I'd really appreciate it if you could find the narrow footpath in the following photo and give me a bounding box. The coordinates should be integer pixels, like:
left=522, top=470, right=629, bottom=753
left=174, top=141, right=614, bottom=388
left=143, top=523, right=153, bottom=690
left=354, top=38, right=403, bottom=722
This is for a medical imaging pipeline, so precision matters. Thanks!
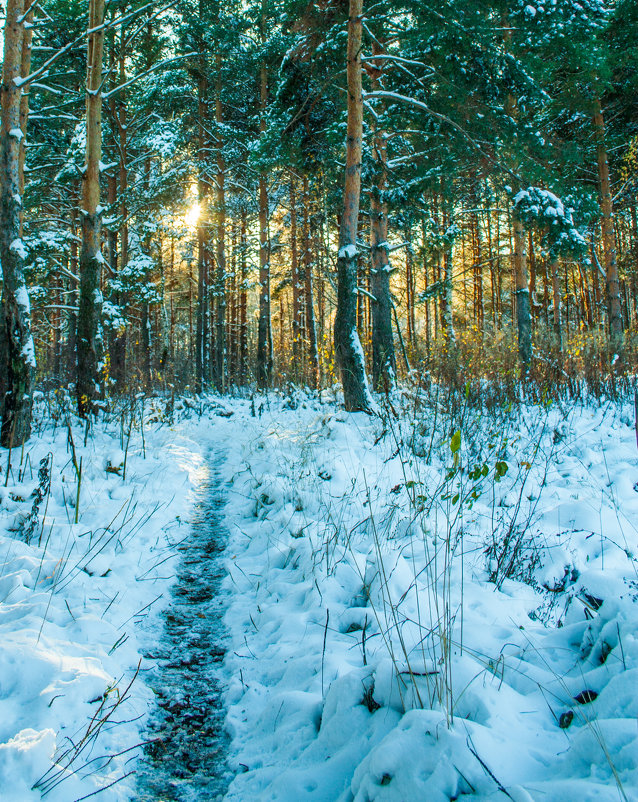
left=135, top=453, right=232, bottom=801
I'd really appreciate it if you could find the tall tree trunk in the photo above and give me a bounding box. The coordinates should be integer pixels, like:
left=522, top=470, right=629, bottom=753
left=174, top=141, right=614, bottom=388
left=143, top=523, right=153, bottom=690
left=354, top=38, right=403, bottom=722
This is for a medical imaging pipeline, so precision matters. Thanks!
left=256, top=3, right=272, bottom=387
left=369, top=43, right=395, bottom=392
left=76, top=0, right=106, bottom=417
left=195, top=69, right=209, bottom=393
left=214, top=48, right=226, bottom=392
left=334, top=0, right=372, bottom=411
left=111, top=26, right=128, bottom=392
left=0, top=0, right=34, bottom=446
left=513, top=216, right=531, bottom=371
left=593, top=101, right=623, bottom=356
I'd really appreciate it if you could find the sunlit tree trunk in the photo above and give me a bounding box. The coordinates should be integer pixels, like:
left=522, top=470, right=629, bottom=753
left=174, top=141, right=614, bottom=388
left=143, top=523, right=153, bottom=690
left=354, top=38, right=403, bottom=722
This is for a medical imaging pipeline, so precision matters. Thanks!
left=0, top=0, right=34, bottom=446
left=334, top=0, right=372, bottom=411
left=303, top=176, right=319, bottom=390
left=76, top=0, right=106, bottom=416
left=593, top=101, right=623, bottom=356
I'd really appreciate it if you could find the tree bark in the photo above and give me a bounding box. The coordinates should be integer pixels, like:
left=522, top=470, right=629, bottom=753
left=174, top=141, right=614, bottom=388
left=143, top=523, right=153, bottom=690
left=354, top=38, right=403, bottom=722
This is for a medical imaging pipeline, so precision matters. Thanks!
left=334, top=0, right=372, bottom=411
left=0, top=0, right=34, bottom=446
left=77, top=0, right=106, bottom=416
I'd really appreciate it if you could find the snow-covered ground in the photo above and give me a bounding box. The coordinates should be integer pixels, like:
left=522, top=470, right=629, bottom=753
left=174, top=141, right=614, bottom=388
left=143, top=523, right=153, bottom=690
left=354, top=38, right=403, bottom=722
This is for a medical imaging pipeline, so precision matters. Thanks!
left=1, top=389, right=636, bottom=800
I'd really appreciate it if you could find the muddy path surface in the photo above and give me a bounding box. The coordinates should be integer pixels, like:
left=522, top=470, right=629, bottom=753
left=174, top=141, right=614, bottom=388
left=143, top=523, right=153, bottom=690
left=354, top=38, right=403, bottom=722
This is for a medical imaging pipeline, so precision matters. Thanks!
left=135, top=453, right=232, bottom=801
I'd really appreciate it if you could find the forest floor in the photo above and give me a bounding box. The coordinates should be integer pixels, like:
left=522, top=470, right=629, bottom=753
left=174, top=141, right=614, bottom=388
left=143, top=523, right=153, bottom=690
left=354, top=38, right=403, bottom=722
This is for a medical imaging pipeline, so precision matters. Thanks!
left=0, top=388, right=636, bottom=801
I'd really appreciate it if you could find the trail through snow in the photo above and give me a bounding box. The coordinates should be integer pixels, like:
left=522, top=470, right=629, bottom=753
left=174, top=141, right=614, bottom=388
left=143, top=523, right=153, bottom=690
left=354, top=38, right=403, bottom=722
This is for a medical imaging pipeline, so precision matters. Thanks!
left=135, top=451, right=232, bottom=801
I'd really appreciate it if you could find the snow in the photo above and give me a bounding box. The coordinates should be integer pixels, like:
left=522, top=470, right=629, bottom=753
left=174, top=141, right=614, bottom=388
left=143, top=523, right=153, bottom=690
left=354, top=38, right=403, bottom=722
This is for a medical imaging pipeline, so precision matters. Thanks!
left=14, top=285, right=31, bottom=314
left=0, top=396, right=209, bottom=800
left=10, top=238, right=28, bottom=260
left=338, top=244, right=358, bottom=260
left=1, top=391, right=637, bottom=800
left=20, top=335, right=36, bottom=368
left=216, top=394, right=638, bottom=801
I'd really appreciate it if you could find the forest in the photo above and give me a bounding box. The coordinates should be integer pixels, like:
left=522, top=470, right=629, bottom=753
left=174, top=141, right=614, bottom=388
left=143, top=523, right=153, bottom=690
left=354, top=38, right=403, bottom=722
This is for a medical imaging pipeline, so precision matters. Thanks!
left=0, top=0, right=636, bottom=429
left=0, top=0, right=637, bottom=800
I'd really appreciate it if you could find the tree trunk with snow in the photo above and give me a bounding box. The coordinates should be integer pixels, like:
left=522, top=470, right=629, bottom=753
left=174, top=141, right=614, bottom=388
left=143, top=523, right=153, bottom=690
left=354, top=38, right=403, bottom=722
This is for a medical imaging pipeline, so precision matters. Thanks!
left=334, top=0, right=372, bottom=411
left=76, top=0, right=106, bottom=417
left=0, top=0, right=34, bottom=446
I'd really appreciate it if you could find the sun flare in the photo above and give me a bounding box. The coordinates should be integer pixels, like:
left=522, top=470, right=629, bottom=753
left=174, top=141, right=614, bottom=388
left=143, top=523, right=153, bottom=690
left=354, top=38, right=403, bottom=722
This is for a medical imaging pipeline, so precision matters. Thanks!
left=185, top=202, right=200, bottom=229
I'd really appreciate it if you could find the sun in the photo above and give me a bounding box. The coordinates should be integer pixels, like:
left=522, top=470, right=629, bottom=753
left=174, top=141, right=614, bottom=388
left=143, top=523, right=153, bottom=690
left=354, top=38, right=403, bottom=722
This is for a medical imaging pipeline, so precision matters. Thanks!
left=185, top=201, right=200, bottom=229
